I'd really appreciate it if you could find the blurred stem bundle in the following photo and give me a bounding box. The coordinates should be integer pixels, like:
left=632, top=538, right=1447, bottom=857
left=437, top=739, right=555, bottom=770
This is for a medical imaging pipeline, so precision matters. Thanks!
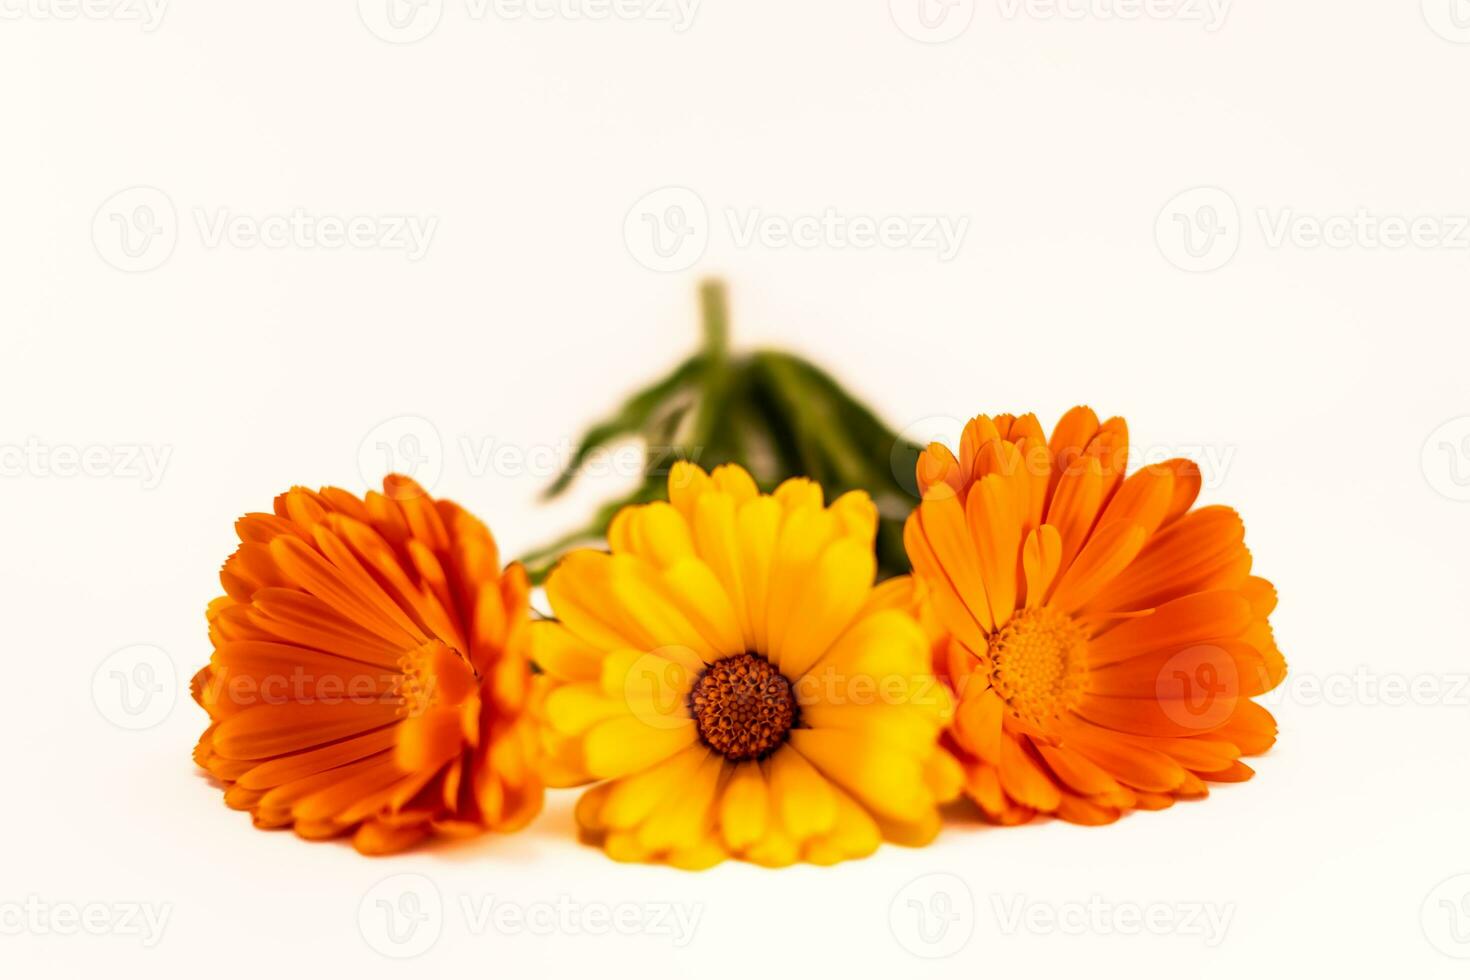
left=520, top=281, right=922, bottom=582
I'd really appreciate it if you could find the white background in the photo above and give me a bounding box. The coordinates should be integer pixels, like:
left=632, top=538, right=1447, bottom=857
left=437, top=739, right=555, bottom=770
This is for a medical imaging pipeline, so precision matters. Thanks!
left=5, top=1, right=1470, bottom=977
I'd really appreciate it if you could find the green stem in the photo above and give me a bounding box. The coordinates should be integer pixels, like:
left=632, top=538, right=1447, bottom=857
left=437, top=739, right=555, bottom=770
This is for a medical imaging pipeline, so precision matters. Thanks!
left=689, top=279, right=732, bottom=448
left=699, top=279, right=729, bottom=358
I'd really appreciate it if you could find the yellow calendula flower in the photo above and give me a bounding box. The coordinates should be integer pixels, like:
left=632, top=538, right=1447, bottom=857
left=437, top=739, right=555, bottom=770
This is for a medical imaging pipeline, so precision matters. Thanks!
left=534, top=462, right=961, bottom=868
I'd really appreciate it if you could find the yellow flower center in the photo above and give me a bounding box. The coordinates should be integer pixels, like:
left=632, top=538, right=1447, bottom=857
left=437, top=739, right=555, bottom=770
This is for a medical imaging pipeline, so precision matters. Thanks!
left=988, top=607, right=1088, bottom=726
left=689, top=653, right=798, bottom=761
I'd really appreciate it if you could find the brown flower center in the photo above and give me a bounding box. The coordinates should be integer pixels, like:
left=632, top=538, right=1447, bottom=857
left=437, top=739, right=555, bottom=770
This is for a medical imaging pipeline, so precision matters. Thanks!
left=689, top=653, right=797, bottom=761
left=988, top=606, right=1089, bottom=727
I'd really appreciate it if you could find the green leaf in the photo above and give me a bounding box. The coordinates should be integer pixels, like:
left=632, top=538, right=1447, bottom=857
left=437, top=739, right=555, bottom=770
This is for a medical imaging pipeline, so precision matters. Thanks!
left=541, top=353, right=703, bottom=499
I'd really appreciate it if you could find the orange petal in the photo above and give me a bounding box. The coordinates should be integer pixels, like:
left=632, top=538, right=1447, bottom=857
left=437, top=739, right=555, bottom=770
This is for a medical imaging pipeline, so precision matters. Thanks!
left=1087, top=591, right=1255, bottom=667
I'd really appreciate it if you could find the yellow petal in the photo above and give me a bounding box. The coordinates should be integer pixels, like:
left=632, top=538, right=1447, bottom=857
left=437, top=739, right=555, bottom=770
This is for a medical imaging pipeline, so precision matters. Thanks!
left=634, top=751, right=724, bottom=853
left=773, top=476, right=823, bottom=512
left=583, top=716, right=696, bottom=779
left=736, top=497, right=782, bottom=654
left=789, top=729, right=930, bottom=824
left=600, top=648, right=698, bottom=730
left=544, top=551, right=640, bottom=652
left=692, top=491, right=754, bottom=648
left=600, top=745, right=709, bottom=829
left=710, top=463, right=758, bottom=503
left=769, top=747, right=838, bottom=842
left=631, top=502, right=696, bottom=568
left=606, top=555, right=718, bottom=661
left=667, top=462, right=712, bottom=522
left=718, top=761, right=768, bottom=851
left=801, top=785, right=881, bottom=865
left=765, top=507, right=839, bottom=663
left=544, top=682, right=627, bottom=736
left=830, top=490, right=878, bottom=543
left=803, top=609, right=930, bottom=694
left=659, top=559, right=745, bottom=656
left=771, top=536, right=875, bottom=679
left=667, top=838, right=727, bottom=870
left=800, top=701, right=943, bottom=753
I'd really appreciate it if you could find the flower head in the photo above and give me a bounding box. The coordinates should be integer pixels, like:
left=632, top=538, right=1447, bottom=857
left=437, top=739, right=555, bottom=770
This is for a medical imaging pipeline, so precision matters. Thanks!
left=535, top=462, right=959, bottom=868
left=192, top=476, right=541, bottom=854
left=905, top=408, right=1285, bottom=825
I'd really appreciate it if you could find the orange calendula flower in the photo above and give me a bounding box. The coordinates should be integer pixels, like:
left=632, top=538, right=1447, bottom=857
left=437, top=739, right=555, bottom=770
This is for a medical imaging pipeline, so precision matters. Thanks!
left=905, top=408, right=1285, bottom=825
left=192, top=475, right=542, bottom=854
left=534, top=462, right=960, bottom=868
